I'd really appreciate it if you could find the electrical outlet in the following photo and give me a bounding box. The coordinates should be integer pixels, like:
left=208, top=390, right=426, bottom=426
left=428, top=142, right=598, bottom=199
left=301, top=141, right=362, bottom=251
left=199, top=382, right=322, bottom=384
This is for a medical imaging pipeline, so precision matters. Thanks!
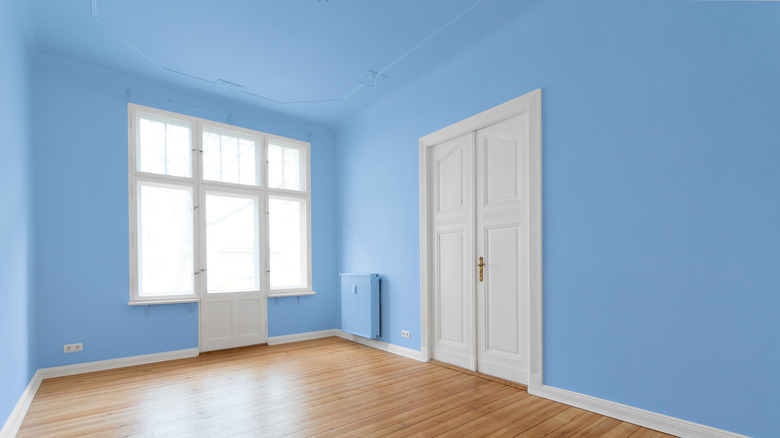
left=401, top=330, right=410, bottom=338
left=64, top=343, right=83, bottom=353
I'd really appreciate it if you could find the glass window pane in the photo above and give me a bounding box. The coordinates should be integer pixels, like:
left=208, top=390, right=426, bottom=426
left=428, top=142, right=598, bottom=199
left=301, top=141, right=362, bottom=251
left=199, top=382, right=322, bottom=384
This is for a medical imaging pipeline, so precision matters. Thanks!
left=139, top=119, right=165, bottom=174
left=268, top=141, right=303, bottom=191
left=239, top=139, right=257, bottom=186
left=203, top=131, right=221, bottom=181
left=138, top=116, right=191, bottom=177
left=166, top=124, right=190, bottom=177
left=268, top=144, right=283, bottom=189
left=138, top=183, right=194, bottom=297
left=283, top=146, right=301, bottom=190
left=202, top=129, right=259, bottom=186
left=206, top=193, right=260, bottom=293
left=221, top=135, right=239, bottom=184
left=269, top=197, right=307, bottom=289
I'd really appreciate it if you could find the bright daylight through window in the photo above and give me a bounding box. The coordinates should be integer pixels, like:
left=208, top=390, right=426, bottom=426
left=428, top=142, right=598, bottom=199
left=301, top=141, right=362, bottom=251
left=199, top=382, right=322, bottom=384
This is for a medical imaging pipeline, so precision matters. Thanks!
left=128, top=104, right=312, bottom=304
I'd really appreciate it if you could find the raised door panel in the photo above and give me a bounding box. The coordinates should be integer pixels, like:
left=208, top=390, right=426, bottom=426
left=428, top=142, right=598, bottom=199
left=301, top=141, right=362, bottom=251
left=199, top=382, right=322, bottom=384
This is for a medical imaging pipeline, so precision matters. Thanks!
left=437, top=231, right=465, bottom=344
left=484, top=135, right=520, bottom=205
left=484, top=225, right=521, bottom=356
left=205, top=300, right=233, bottom=342
left=237, top=298, right=263, bottom=338
left=436, top=147, right=464, bottom=214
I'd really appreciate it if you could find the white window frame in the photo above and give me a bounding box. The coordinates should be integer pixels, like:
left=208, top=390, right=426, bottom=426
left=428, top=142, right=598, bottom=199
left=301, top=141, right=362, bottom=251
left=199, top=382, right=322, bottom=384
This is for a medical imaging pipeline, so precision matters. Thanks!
left=265, top=134, right=312, bottom=297
left=128, top=103, right=313, bottom=305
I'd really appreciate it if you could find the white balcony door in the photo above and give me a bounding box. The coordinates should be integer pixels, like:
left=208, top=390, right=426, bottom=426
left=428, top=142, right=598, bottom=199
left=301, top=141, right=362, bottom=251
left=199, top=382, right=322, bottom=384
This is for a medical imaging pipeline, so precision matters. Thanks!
left=428, top=112, right=531, bottom=384
left=199, top=188, right=267, bottom=352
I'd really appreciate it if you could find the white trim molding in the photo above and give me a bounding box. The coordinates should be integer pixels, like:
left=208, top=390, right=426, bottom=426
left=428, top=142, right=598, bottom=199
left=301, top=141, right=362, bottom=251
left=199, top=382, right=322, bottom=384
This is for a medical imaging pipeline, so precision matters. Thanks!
left=337, top=331, right=426, bottom=362
left=1, top=348, right=198, bottom=438
left=267, top=329, right=342, bottom=345
left=0, top=371, right=42, bottom=438
left=0, top=335, right=423, bottom=438
left=268, top=329, right=427, bottom=363
left=38, top=348, right=199, bottom=379
left=266, top=290, right=317, bottom=298
left=529, top=383, right=750, bottom=438
left=2, top=332, right=749, bottom=438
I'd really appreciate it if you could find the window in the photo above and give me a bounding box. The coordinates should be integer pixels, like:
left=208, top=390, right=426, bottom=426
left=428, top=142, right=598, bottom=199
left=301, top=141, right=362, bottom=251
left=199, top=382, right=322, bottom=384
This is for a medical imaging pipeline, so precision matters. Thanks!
left=267, top=140, right=306, bottom=191
left=204, top=191, right=261, bottom=294
left=128, top=104, right=312, bottom=304
left=137, top=116, right=192, bottom=177
left=136, top=182, right=195, bottom=297
left=268, top=196, right=307, bottom=289
left=203, top=128, right=259, bottom=186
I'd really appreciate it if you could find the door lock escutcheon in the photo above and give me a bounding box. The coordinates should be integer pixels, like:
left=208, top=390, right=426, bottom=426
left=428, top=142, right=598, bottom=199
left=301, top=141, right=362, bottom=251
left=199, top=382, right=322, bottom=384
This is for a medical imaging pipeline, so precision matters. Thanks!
left=477, top=257, right=485, bottom=282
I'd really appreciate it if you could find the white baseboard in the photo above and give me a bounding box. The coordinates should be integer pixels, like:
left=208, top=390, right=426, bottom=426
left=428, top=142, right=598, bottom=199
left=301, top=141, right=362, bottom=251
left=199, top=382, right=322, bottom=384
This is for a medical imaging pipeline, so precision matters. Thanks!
left=267, top=328, right=426, bottom=363
left=4, top=338, right=745, bottom=438
left=1, top=334, right=426, bottom=437
left=267, top=329, right=342, bottom=345
left=0, top=371, right=42, bottom=438
left=38, top=348, right=200, bottom=379
left=529, top=383, right=749, bottom=438
left=336, top=331, right=427, bottom=362
left=1, top=349, right=199, bottom=437
left=529, top=373, right=543, bottom=391
left=420, top=347, right=431, bottom=362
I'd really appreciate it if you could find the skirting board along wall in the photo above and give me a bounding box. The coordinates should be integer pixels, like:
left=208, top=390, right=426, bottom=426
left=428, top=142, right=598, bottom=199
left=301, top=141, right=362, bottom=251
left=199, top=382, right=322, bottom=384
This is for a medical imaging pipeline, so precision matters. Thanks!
left=0, top=348, right=198, bottom=438
left=2, top=334, right=747, bottom=438
left=0, top=372, right=41, bottom=438
left=528, top=378, right=749, bottom=438
left=265, top=328, right=343, bottom=346
left=267, top=328, right=426, bottom=363
left=274, top=332, right=748, bottom=437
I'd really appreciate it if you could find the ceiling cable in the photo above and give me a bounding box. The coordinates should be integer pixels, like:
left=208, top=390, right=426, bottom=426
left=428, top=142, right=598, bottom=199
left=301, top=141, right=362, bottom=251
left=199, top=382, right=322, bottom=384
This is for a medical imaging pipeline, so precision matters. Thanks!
left=91, top=0, right=487, bottom=105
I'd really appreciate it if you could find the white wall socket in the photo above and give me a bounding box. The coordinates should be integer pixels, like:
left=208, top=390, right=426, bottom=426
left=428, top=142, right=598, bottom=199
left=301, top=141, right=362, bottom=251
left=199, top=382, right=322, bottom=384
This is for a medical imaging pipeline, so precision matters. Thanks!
left=64, top=343, right=83, bottom=353
left=401, top=330, right=410, bottom=338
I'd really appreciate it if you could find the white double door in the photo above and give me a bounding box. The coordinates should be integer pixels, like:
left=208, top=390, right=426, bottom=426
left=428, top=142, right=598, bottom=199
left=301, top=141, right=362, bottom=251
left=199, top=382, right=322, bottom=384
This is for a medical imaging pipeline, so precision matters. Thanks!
left=430, top=114, right=530, bottom=384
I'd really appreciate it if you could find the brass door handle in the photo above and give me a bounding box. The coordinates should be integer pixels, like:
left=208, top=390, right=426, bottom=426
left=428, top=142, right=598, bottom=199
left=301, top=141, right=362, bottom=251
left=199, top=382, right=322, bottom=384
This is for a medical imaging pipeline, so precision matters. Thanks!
left=477, top=257, right=485, bottom=282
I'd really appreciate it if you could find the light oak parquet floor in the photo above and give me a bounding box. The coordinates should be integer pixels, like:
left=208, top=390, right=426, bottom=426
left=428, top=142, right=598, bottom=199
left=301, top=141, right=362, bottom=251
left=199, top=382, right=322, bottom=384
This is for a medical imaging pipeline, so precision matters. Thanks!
left=19, top=337, right=676, bottom=437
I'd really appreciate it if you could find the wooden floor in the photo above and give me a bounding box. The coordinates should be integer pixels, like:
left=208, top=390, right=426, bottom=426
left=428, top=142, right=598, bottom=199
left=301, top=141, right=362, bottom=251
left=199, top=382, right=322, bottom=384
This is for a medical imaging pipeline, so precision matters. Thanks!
left=20, top=337, right=675, bottom=437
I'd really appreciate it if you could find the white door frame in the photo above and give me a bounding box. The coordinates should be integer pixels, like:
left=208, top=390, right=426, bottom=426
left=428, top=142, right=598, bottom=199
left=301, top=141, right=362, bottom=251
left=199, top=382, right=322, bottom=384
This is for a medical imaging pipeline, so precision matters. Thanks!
left=419, top=89, right=543, bottom=388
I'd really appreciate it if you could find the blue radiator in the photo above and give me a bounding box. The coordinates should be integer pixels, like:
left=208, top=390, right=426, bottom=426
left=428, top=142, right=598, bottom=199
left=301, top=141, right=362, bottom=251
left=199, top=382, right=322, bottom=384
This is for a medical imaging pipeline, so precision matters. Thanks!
left=340, top=273, right=380, bottom=339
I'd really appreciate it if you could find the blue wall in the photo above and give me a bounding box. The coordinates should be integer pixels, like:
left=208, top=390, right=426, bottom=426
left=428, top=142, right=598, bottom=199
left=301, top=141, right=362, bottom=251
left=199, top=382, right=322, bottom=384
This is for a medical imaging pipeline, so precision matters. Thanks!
left=31, top=56, right=339, bottom=368
left=335, top=1, right=779, bottom=437
left=5, top=1, right=778, bottom=436
left=0, top=0, right=35, bottom=428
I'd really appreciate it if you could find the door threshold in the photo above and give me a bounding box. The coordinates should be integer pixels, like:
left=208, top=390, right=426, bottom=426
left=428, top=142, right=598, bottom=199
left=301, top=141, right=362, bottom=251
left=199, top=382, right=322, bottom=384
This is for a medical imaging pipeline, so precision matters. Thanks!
left=430, top=359, right=528, bottom=391
left=200, top=343, right=269, bottom=355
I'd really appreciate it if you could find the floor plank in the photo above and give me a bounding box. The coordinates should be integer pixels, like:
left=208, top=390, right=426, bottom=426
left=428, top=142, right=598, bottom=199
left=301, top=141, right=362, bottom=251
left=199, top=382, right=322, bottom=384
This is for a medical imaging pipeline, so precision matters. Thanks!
left=513, top=406, right=589, bottom=437
left=18, top=337, right=676, bottom=437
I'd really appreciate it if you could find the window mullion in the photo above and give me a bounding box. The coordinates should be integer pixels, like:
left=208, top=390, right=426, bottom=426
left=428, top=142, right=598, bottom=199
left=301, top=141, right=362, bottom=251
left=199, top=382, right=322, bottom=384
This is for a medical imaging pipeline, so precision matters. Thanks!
left=219, top=134, right=224, bottom=182
left=163, top=123, right=168, bottom=175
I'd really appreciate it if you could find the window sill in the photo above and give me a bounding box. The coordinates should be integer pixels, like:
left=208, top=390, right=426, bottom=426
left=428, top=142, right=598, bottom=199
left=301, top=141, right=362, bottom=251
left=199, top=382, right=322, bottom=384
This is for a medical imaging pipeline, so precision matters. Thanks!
left=267, top=290, right=316, bottom=298
left=128, top=298, right=200, bottom=306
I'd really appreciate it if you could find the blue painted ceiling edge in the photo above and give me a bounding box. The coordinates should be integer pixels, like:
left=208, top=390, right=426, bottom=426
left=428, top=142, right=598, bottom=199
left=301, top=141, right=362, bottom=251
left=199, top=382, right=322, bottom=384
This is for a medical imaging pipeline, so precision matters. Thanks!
left=25, top=0, right=536, bottom=125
